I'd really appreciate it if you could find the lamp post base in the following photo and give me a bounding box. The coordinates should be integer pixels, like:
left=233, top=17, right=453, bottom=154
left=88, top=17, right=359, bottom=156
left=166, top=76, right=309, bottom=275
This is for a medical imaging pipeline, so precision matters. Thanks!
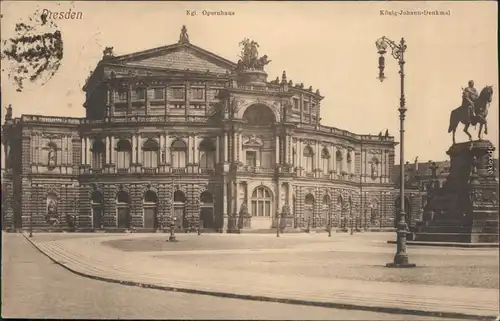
left=386, top=254, right=416, bottom=268
left=386, top=262, right=416, bottom=268
left=167, top=234, right=178, bottom=242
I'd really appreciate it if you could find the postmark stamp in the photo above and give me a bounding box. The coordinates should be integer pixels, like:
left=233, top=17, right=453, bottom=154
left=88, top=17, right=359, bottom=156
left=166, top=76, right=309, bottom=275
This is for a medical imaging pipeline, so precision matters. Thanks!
left=1, top=8, right=63, bottom=92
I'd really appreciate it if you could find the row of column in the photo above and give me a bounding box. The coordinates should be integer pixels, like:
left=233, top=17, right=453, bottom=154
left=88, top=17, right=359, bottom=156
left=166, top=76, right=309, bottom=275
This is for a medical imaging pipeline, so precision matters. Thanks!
left=293, top=140, right=352, bottom=173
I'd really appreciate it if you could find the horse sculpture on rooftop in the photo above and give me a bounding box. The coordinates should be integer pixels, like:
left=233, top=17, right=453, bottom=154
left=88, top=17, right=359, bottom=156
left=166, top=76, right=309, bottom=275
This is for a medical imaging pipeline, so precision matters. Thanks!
left=448, top=85, right=493, bottom=144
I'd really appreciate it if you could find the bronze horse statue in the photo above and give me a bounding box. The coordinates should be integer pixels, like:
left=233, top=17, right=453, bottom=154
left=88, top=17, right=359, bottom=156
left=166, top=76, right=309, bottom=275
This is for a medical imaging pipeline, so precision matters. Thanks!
left=448, top=86, right=493, bottom=144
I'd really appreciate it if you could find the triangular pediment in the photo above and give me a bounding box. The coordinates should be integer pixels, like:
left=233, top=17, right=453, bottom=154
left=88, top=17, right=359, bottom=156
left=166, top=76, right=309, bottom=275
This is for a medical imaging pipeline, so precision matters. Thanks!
left=111, top=43, right=236, bottom=74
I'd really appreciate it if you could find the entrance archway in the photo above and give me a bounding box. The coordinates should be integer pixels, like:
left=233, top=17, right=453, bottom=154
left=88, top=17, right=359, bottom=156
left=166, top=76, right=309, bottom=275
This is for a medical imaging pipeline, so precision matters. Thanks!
left=143, top=190, right=158, bottom=229
left=322, top=195, right=331, bottom=228
left=304, top=194, right=315, bottom=227
left=116, top=191, right=130, bottom=228
left=173, top=190, right=186, bottom=228
left=91, top=191, right=104, bottom=229
left=200, top=191, right=215, bottom=229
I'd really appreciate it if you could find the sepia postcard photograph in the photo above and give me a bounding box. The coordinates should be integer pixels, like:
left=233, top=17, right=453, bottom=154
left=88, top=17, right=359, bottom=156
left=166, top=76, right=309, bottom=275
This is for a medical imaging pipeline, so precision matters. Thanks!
left=1, top=1, right=498, bottom=320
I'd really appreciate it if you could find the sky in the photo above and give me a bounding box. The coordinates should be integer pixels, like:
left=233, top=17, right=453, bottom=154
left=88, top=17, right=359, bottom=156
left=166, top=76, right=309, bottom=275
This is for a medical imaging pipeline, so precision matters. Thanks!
left=1, top=1, right=498, bottom=165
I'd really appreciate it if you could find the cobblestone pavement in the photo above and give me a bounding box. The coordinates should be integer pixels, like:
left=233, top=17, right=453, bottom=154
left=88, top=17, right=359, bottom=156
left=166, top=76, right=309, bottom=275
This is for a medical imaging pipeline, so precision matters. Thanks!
left=101, top=232, right=499, bottom=289
left=2, top=233, right=444, bottom=320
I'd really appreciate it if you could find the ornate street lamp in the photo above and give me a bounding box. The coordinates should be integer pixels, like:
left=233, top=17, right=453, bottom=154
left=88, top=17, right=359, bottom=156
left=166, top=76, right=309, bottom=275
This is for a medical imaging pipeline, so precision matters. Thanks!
left=376, top=36, right=416, bottom=268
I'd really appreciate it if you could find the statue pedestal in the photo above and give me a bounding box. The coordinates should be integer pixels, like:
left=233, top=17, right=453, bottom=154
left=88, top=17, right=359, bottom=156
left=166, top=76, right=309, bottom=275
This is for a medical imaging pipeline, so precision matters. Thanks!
left=237, top=69, right=268, bottom=87
left=415, top=140, right=499, bottom=243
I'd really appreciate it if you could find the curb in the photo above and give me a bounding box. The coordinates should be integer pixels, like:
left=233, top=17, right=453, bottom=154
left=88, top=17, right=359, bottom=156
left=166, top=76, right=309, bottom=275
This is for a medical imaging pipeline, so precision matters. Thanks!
left=23, top=234, right=497, bottom=321
left=387, top=240, right=500, bottom=248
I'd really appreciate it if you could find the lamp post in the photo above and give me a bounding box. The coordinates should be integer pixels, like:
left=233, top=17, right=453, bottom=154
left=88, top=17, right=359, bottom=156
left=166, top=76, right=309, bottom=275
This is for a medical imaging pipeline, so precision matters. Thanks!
left=276, top=211, right=280, bottom=237
left=376, top=36, right=416, bottom=268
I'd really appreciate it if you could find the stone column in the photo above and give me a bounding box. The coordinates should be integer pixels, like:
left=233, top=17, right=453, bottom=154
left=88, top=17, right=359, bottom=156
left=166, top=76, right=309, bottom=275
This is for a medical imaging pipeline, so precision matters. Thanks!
left=69, top=135, right=73, bottom=165
left=239, top=132, right=243, bottom=163
left=110, top=136, right=115, bottom=164
left=216, top=136, right=220, bottom=164
left=222, top=180, right=228, bottom=232
left=132, top=135, right=137, bottom=164
left=105, top=136, right=111, bottom=164
left=165, top=133, right=170, bottom=164
left=193, top=135, right=199, bottom=164
left=315, top=142, right=320, bottom=171
left=85, top=137, right=91, bottom=165
left=138, top=136, right=143, bottom=164
left=342, top=149, right=347, bottom=173
left=224, top=132, right=228, bottom=162
left=275, top=135, right=280, bottom=165
left=332, top=146, right=337, bottom=172
left=81, top=137, right=85, bottom=165
left=145, top=86, right=150, bottom=115
left=233, top=132, right=237, bottom=163
left=298, top=140, right=303, bottom=171
left=234, top=181, right=240, bottom=214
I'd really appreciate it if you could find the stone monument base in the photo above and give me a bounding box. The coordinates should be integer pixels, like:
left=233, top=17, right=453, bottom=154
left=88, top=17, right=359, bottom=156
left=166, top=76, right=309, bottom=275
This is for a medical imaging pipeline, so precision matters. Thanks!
left=415, top=140, right=499, bottom=244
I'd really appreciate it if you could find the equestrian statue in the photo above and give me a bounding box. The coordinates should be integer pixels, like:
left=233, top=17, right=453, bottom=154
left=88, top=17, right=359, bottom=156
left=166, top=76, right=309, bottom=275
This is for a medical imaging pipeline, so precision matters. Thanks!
left=448, top=80, right=493, bottom=144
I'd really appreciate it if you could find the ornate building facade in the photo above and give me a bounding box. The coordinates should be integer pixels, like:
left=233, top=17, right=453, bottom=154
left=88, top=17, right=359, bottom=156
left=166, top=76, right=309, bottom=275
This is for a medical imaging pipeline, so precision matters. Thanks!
left=2, top=27, right=403, bottom=232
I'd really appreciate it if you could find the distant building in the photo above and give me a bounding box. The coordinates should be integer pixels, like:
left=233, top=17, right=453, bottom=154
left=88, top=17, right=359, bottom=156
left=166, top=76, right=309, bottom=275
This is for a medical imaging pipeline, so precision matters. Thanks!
left=2, top=26, right=404, bottom=232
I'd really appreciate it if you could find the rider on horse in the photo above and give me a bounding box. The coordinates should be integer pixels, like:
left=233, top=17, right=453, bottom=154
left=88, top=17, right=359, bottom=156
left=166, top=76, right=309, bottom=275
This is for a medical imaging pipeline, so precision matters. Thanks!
left=462, top=80, right=479, bottom=119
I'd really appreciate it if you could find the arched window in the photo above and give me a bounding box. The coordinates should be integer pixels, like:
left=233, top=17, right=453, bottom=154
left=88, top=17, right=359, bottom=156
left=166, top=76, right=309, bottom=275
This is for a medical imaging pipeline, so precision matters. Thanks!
left=336, top=150, right=343, bottom=172
left=347, top=151, right=353, bottom=173
left=251, top=186, right=272, bottom=217
left=144, top=190, right=158, bottom=203
left=143, top=139, right=159, bottom=168
left=171, top=139, right=187, bottom=168
left=91, top=139, right=105, bottom=169
left=199, top=139, right=215, bottom=169
left=321, top=148, right=330, bottom=174
left=116, top=139, right=132, bottom=169
left=303, top=146, right=314, bottom=172
left=242, top=104, right=276, bottom=126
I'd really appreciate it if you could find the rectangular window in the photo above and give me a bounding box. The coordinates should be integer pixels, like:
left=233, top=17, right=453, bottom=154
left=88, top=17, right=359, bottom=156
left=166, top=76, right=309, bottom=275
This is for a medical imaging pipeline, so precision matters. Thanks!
left=117, top=151, right=130, bottom=169
left=172, top=88, right=185, bottom=100
left=118, top=90, right=127, bottom=101
left=304, top=101, right=310, bottom=111
left=293, top=98, right=300, bottom=110
left=143, top=151, right=158, bottom=168
left=246, top=151, right=257, bottom=167
left=200, top=151, right=214, bottom=168
left=171, top=151, right=186, bottom=168
left=191, top=88, right=204, bottom=100
left=153, top=88, right=164, bottom=100
left=136, top=88, right=145, bottom=100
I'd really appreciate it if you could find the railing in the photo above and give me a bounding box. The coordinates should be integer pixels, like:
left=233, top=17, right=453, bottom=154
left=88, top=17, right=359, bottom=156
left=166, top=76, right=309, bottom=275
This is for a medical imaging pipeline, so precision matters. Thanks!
left=237, top=166, right=275, bottom=174
left=200, top=168, right=215, bottom=174
left=171, top=168, right=186, bottom=174
left=116, top=168, right=129, bottom=174
left=142, top=167, right=157, bottom=174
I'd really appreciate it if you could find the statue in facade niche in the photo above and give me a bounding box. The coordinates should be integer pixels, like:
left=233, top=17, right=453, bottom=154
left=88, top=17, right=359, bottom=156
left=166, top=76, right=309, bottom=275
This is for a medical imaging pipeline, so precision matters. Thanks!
left=239, top=202, right=248, bottom=215
left=371, top=161, right=378, bottom=178
left=48, top=147, right=56, bottom=168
